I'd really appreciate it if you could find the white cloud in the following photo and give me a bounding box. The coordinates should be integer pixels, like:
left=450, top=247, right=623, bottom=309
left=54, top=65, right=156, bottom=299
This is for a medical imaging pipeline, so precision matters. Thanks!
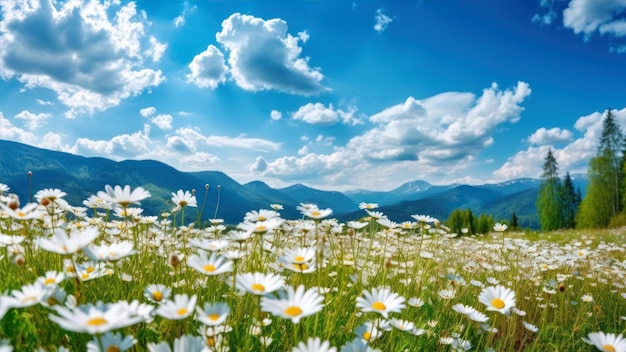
left=187, top=45, right=228, bottom=89
left=292, top=102, right=362, bottom=125
left=270, top=109, right=282, bottom=121
left=140, top=106, right=156, bottom=118
left=174, top=127, right=281, bottom=152
left=151, top=114, right=173, bottom=130
left=0, top=0, right=165, bottom=117
left=251, top=156, right=267, bottom=172
left=562, top=0, right=626, bottom=51
left=527, top=127, right=573, bottom=145
left=36, top=99, right=53, bottom=106
left=215, top=13, right=329, bottom=95
left=493, top=107, right=626, bottom=180
left=72, top=124, right=153, bottom=159
left=14, top=110, right=51, bottom=130
left=173, top=1, right=197, bottom=28
left=146, top=36, right=167, bottom=62
left=180, top=151, right=220, bottom=167
left=258, top=82, right=531, bottom=188
left=374, top=9, right=393, bottom=32
left=532, top=0, right=558, bottom=25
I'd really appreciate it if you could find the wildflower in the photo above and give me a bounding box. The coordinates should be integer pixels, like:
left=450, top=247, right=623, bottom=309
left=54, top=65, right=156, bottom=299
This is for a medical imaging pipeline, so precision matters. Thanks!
left=0, top=202, right=41, bottom=220
left=147, top=334, right=209, bottom=352
left=408, top=297, right=424, bottom=307
left=195, top=302, right=230, bottom=326
left=188, top=239, right=230, bottom=252
left=35, top=188, right=67, bottom=203
left=365, top=210, right=385, bottom=219
left=37, top=271, right=65, bottom=287
left=356, top=287, right=406, bottom=318
left=293, top=337, right=337, bottom=352
left=493, top=223, right=508, bottom=232
left=478, top=285, right=516, bottom=315
left=237, top=218, right=284, bottom=234
left=84, top=241, right=136, bottom=262
left=390, top=318, right=417, bottom=333
left=587, top=332, right=626, bottom=352
left=260, top=285, right=324, bottom=324
left=523, top=321, right=539, bottom=332
left=438, top=289, right=456, bottom=300
left=411, top=214, right=437, bottom=223
left=244, top=209, right=281, bottom=222
left=270, top=204, right=283, bottom=210
left=96, top=185, right=151, bottom=208
left=48, top=301, right=147, bottom=334
left=582, top=294, right=594, bottom=303
left=235, top=272, right=285, bottom=295
left=279, top=247, right=317, bottom=273
left=340, top=338, right=382, bottom=351
left=355, top=321, right=382, bottom=342
left=302, top=207, right=333, bottom=220
left=0, top=183, right=9, bottom=195
left=358, top=202, right=378, bottom=210
left=451, top=304, right=489, bottom=323
left=171, top=190, right=197, bottom=208
left=37, top=227, right=100, bottom=255
left=187, top=251, right=233, bottom=276
left=144, top=284, right=172, bottom=304
left=86, top=332, right=136, bottom=352
left=155, top=294, right=197, bottom=320
left=3, top=281, right=53, bottom=309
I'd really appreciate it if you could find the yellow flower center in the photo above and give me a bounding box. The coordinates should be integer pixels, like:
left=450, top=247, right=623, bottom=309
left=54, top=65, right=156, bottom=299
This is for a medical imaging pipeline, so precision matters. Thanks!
left=491, top=298, right=505, bottom=309
left=284, top=306, right=302, bottom=317
left=152, top=291, right=163, bottom=302
left=207, top=336, right=216, bottom=347
left=255, top=225, right=267, bottom=233
left=372, top=301, right=386, bottom=310
left=17, top=211, right=26, bottom=217
left=82, top=273, right=90, bottom=280
left=179, top=201, right=188, bottom=207
left=86, top=317, right=108, bottom=326
left=86, top=266, right=95, bottom=273
left=44, top=278, right=56, bottom=285
left=252, top=283, right=265, bottom=292
left=204, top=264, right=216, bottom=272
left=258, top=216, right=267, bottom=221
left=603, top=345, right=616, bottom=352
left=177, top=308, right=188, bottom=316
left=293, top=263, right=308, bottom=271
left=294, top=256, right=305, bottom=262
left=21, top=296, right=37, bottom=304
left=106, top=346, right=121, bottom=352
left=363, top=332, right=371, bottom=341
left=310, top=211, right=321, bottom=217
left=209, top=313, right=220, bottom=321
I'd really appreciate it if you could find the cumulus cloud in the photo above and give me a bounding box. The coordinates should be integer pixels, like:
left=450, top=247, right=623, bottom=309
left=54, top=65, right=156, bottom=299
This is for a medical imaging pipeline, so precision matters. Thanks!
left=374, top=9, right=393, bottom=32
left=140, top=106, right=156, bottom=118
left=180, top=151, right=219, bottom=167
left=173, top=1, right=197, bottom=28
left=0, top=0, right=165, bottom=117
left=187, top=45, right=228, bottom=89
left=257, top=82, right=532, bottom=188
left=36, top=99, right=53, bottom=106
left=251, top=156, right=268, bottom=172
left=175, top=127, right=281, bottom=152
left=493, top=107, right=626, bottom=180
left=14, top=110, right=52, bottom=130
left=215, top=13, right=329, bottom=95
left=527, top=127, right=573, bottom=145
left=0, top=112, right=68, bottom=151
left=72, top=124, right=153, bottom=159
left=532, top=0, right=558, bottom=25
left=292, top=102, right=362, bottom=125
left=151, top=114, right=173, bottom=130
left=270, top=109, right=282, bottom=121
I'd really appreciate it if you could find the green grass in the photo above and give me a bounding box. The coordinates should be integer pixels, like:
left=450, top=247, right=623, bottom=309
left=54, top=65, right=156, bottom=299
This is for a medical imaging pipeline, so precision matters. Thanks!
left=0, top=190, right=624, bottom=351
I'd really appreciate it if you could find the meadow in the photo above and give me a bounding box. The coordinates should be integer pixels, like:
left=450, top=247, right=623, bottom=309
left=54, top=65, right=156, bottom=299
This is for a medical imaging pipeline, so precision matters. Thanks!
left=0, top=183, right=624, bottom=351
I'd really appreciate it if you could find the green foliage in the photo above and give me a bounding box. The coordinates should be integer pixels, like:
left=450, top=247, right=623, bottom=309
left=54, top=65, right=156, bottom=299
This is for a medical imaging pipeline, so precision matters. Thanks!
left=537, top=149, right=563, bottom=231
left=578, top=109, right=624, bottom=228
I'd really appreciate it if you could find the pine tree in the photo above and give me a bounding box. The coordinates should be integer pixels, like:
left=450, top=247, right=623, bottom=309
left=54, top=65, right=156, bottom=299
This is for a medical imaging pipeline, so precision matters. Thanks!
left=577, top=109, right=624, bottom=228
left=509, top=212, right=519, bottom=230
left=536, top=149, right=563, bottom=231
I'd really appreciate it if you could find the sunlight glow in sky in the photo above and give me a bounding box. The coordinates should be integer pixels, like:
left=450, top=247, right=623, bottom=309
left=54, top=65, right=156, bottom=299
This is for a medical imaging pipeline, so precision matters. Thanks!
left=1, top=0, right=626, bottom=191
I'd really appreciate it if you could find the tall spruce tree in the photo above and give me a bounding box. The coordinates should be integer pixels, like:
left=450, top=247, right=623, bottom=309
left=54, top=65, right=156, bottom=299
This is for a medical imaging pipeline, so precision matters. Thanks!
left=561, top=172, right=580, bottom=229
left=537, top=148, right=563, bottom=231
left=577, top=109, right=624, bottom=228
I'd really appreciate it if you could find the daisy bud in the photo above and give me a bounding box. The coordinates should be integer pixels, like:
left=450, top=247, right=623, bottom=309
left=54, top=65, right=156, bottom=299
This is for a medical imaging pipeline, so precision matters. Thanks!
left=593, top=305, right=601, bottom=314
left=8, top=194, right=19, bottom=210
left=348, top=228, right=354, bottom=237
left=13, top=254, right=25, bottom=266
left=169, top=252, right=181, bottom=268
left=558, top=283, right=565, bottom=292
left=573, top=326, right=580, bottom=334
left=385, top=258, right=392, bottom=269
left=205, top=184, right=210, bottom=190
left=28, top=171, right=32, bottom=177
left=40, top=197, right=51, bottom=207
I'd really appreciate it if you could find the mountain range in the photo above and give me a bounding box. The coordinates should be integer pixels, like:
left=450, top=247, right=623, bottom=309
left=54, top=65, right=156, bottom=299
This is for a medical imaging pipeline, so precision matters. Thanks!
left=0, top=140, right=587, bottom=228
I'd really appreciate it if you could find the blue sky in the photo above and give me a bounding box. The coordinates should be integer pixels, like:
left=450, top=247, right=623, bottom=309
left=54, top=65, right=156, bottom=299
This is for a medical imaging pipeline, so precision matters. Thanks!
left=1, top=0, right=626, bottom=191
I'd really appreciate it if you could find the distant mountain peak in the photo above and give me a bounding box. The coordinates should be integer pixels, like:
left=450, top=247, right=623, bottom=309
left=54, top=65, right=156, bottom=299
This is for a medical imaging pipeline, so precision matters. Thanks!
left=392, top=179, right=432, bottom=194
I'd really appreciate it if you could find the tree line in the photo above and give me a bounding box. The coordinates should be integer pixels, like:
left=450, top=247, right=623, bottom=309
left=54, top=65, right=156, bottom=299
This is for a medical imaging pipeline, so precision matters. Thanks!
left=537, top=108, right=626, bottom=230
